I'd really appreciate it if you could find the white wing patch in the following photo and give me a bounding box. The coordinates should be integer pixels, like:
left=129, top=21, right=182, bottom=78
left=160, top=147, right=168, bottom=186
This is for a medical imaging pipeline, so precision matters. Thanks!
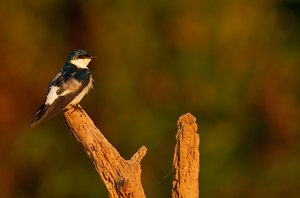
left=70, top=59, right=91, bottom=68
left=45, top=86, right=60, bottom=105
left=45, top=78, right=83, bottom=105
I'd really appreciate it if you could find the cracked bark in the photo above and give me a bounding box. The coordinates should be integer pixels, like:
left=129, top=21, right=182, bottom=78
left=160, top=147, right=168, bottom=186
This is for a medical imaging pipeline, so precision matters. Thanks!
left=172, top=113, right=200, bottom=198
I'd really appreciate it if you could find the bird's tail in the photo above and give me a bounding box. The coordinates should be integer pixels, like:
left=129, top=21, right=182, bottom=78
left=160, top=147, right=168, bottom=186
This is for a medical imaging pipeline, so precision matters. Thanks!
left=30, top=104, right=48, bottom=127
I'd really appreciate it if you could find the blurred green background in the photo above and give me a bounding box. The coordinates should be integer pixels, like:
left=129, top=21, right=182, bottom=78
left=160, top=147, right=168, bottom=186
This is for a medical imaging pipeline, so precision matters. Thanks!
left=1, top=0, right=300, bottom=197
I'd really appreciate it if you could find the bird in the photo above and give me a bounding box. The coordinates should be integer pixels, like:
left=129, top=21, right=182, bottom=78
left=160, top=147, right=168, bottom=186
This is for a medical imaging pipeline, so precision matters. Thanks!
left=30, top=49, right=96, bottom=127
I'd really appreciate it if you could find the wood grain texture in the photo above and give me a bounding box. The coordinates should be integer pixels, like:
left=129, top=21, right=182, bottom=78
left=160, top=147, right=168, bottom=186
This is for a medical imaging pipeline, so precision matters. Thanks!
left=64, top=106, right=147, bottom=198
left=172, top=113, right=200, bottom=198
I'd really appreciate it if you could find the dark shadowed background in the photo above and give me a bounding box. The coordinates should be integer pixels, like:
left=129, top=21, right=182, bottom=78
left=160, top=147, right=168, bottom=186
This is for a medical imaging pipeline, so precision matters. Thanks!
left=1, top=0, right=300, bottom=197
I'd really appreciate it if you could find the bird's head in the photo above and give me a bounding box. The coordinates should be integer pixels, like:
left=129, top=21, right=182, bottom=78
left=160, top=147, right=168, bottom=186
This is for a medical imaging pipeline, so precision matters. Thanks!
left=67, top=49, right=96, bottom=68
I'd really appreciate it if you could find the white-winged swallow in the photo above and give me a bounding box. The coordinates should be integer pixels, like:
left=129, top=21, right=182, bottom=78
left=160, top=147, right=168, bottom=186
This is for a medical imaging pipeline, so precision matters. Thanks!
left=30, top=49, right=96, bottom=127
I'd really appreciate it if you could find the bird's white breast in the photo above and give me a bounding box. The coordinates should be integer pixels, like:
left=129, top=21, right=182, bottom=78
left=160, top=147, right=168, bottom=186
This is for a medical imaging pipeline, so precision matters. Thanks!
left=69, top=76, right=93, bottom=105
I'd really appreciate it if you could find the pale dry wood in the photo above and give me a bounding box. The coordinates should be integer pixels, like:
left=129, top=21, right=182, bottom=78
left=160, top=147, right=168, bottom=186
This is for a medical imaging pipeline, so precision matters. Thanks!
left=172, top=113, right=200, bottom=198
left=63, top=106, right=147, bottom=198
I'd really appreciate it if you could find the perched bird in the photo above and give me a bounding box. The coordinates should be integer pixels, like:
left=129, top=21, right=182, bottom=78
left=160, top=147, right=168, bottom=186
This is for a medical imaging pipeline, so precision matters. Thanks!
left=30, top=49, right=96, bottom=127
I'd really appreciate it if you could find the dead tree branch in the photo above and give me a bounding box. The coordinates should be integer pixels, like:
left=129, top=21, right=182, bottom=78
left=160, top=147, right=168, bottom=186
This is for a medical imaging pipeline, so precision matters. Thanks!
left=63, top=106, right=199, bottom=197
left=172, top=113, right=200, bottom=198
left=63, top=106, right=147, bottom=198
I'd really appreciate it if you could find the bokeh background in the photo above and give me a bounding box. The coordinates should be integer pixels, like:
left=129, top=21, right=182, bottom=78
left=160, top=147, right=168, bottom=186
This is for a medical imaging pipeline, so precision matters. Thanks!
left=1, top=0, right=300, bottom=197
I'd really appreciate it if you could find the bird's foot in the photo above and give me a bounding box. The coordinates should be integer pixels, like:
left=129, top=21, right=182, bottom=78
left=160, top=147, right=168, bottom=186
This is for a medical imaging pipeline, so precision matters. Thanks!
left=71, top=104, right=84, bottom=113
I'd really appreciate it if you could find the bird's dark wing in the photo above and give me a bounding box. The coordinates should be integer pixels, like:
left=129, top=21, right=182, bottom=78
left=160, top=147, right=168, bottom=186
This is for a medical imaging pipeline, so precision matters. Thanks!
left=30, top=93, right=78, bottom=127
left=30, top=70, right=91, bottom=127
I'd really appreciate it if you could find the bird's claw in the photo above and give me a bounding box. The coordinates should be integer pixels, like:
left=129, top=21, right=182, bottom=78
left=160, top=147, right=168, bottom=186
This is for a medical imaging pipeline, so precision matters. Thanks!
left=70, top=104, right=84, bottom=113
